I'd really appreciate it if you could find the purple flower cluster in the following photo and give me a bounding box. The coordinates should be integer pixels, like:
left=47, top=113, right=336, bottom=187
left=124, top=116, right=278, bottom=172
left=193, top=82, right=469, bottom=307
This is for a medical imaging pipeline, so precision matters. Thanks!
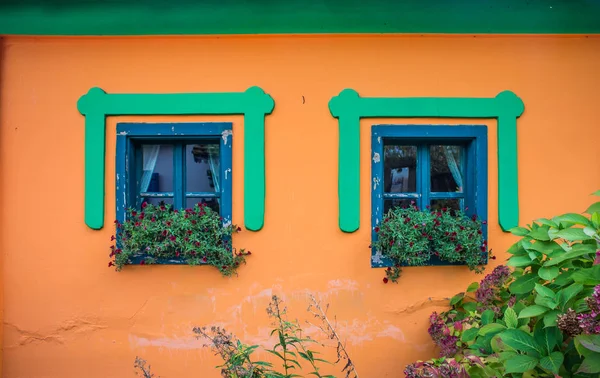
left=577, top=285, right=600, bottom=334
left=594, top=250, right=600, bottom=265
left=404, top=358, right=467, bottom=378
left=475, top=265, right=511, bottom=305
left=428, top=312, right=461, bottom=357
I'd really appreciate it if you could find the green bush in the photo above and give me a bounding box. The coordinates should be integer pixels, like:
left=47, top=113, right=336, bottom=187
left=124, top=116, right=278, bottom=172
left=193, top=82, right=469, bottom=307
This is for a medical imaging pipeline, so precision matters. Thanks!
left=406, top=190, right=600, bottom=377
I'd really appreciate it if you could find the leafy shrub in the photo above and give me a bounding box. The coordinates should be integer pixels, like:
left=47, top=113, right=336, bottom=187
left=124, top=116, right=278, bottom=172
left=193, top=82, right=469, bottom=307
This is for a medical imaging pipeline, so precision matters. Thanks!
left=109, top=202, right=250, bottom=276
left=405, top=190, right=600, bottom=377
left=373, top=204, right=487, bottom=283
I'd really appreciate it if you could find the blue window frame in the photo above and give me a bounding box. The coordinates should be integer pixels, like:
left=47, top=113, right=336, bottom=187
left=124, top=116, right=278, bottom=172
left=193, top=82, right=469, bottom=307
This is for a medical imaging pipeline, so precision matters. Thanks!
left=116, top=122, right=233, bottom=264
left=371, top=125, right=488, bottom=268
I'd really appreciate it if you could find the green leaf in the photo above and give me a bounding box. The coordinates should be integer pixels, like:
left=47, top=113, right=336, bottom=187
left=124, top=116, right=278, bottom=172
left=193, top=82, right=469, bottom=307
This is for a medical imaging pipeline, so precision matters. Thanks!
left=508, top=255, right=534, bottom=267
left=463, top=301, right=477, bottom=312
left=518, top=305, right=549, bottom=319
left=479, top=323, right=507, bottom=336
left=510, top=227, right=530, bottom=236
left=577, top=335, right=600, bottom=353
left=535, top=325, right=559, bottom=355
left=529, top=227, right=551, bottom=241
left=543, top=310, right=561, bottom=327
left=543, top=243, right=596, bottom=267
left=553, top=213, right=591, bottom=227
left=539, top=352, right=564, bottom=373
left=593, top=190, right=600, bottom=196
left=585, top=201, right=600, bottom=215
left=481, top=309, right=496, bottom=325
left=571, top=266, right=600, bottom=285
left=535, top=295, right=558, bottom=310
left=576, top=352, right=600, bottom=374
left=555, top=228, right=594, bottom=241
left=510, top=273, right=539, bottom=295
left=538, top=266, right=559, bottom=281
left=504, top=307, right=518, bottom=329
left=461, top=327, right=479, bottom=342
left=503, top=355, right=539, bottom=373
left=466, top=282, right=479, bottom=292
left=534, top=283, right=556, bottom=298
left=500, top=329, right=544, bottom=356
left=557, top=283, right=584, bottom=311
left=450, top=293, right=465, bottom=305
left=507, top=242, right=526, bottom=255
left=536, top=218, right=559, bottom=228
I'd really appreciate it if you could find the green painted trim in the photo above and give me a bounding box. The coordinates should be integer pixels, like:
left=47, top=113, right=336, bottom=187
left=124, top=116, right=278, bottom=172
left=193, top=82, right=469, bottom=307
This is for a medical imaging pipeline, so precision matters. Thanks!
left=2, top=0, right=600, bottom=35
left=328, top=89, right=524, bottom=233
left=77, top=86, right=274, bottom=231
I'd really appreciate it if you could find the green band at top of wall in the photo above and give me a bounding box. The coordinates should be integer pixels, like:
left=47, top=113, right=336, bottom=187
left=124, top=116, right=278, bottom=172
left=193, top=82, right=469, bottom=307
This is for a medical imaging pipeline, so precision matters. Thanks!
left=1, top=0, right=600, bottom=36
left=329, top=89, right=524, bottom=233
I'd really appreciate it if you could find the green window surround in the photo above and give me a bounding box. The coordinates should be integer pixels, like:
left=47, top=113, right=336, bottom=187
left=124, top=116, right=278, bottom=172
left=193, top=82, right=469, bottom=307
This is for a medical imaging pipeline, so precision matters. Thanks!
left=328, top=89, right=524, bottom=233
left=77, top=86, right=274, bottom=231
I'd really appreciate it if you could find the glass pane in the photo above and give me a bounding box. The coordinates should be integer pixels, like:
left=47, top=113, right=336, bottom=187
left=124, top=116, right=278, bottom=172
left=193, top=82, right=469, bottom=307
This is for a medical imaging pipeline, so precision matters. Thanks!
left=383, top=199, right=413, bottom=214
left=430, top=145, right=463, bottom=192
left=186, top=197, right=220, bottom=214
left=384, top=145, right=417, bottom=193
left=430, top=199, right=461, bottom=215
left=140, top=144, right=174, bottom=193
left=143, top=197, right=174, bottom=207
left=186, top=144, right=219, bottom=192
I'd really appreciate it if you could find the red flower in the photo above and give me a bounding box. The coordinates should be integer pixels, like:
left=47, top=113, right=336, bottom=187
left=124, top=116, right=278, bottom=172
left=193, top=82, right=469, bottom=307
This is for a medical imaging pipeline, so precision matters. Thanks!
left=202, top=256, right=207, bottom=262
left=135, top=222, right=140, bottom=227
left=139, top=213, right=145, bottom=220
left=195, top=241, right=200, bottom=247
left=409, top=242, right=414, bottom=247
left=190, top=251, right=196, bottom=256
left=472, top=214, right=477, bottom=221
left=442, top=207, right=447, bottom=212
left=169, top=236, right=176, bottom=242
left=246, top=251, right=252, bottom=255
left=110, top=235, right=115, bottom=241
left=386, top=267, right=392, bottom=271
left=151, top=217, right=156, bottom=222
left=237, top=226, right=242, bottom=232
left=160, top=205, right=166, bottom=211
left=482, top=220, right=487, bottom=225
left=187, top=230, right=192, bottom=235
left=389, top=241, right=393, bottom=246
left=480, top=246, right=486, bottom=252
left=162, top=230, right=168, bottom=236
left=374, top=226, right=380, bottom=233
left=175, top=251, right=180, bottom=257
left=477, top=230, right=482, bottom=235
left=142, top=202, right=147, bottom=209
left=140, top=260, right=146, bottom=265
left=184, top=237, right=190, bottom=242
left=383, top=277, right=389, bottom=284
left=459, top=226, right=465, bottom=230
left=222, top=266, right=227, bottom=270
left=191, top=220, right=197, bottom=225
left=490, top=256, right=496, bottom=260
left=115, top=248, right=122, bottom=254
left=108, top=261, right=114, bottom=267
left=173, top=210, right=178, bottom=213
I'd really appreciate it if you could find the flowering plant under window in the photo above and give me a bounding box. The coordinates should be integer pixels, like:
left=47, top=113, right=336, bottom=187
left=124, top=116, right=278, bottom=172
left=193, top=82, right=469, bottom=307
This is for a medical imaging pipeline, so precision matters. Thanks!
left=373, top=204, right=488, bottom=283
left=109, top=203, right=250, bottom=276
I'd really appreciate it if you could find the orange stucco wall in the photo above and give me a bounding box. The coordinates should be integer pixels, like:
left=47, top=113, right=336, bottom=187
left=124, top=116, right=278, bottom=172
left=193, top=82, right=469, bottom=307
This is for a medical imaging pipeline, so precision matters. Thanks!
left=0, top=35, right=599, bottom=377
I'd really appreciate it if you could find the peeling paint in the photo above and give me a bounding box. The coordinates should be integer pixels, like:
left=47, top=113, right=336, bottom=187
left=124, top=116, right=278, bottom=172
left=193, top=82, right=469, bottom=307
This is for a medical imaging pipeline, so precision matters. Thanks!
left=225, top=168, right=232, bottom=180
left=222, top=129, right=232, bottom=144
left=373, top=152, right=380, bottom=163
left=373, top=177, right=380, bottom=190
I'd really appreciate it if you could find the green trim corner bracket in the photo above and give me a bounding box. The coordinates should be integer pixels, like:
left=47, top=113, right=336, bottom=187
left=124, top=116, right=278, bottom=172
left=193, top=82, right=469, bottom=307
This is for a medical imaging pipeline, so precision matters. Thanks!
left=328, top=89, right=524, bottom=233
left=77, top=86, right=274, bottom=231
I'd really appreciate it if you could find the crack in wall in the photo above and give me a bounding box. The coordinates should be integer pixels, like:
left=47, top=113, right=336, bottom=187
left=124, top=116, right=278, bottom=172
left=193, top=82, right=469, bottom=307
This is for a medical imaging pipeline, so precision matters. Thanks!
left=4, top=318, right=107, bottom=347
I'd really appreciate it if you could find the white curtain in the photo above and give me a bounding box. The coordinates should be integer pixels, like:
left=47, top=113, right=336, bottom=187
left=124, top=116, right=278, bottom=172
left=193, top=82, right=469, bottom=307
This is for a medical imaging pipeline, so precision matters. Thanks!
left=443, top=147, right=463, bottom=191
left=208, top=147, right=220, bottom=193
left=140, top=145, right=161, bottom=192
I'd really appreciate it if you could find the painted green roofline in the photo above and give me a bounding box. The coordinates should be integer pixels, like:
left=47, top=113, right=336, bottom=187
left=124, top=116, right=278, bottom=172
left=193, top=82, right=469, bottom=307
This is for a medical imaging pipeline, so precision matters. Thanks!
left=2, top=0, right=600, bottom=36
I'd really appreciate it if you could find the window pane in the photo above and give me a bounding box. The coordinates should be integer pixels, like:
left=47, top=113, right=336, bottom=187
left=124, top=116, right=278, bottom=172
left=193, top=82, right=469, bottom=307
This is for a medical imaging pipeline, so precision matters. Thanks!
left=143, top=197, right=174, bottom=207
left=430, top=145, right=463, bottom=192
left=430, top=199, right=461, bottom=215
left=140, top=144, right=174, bottom=193
left=384, top=145, right=417, bottom=193
left=186, top=197, right=220, bottom=214
left=186, top=144, right=219, bottom=193
left=383, top=199, right=413, bottom=214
